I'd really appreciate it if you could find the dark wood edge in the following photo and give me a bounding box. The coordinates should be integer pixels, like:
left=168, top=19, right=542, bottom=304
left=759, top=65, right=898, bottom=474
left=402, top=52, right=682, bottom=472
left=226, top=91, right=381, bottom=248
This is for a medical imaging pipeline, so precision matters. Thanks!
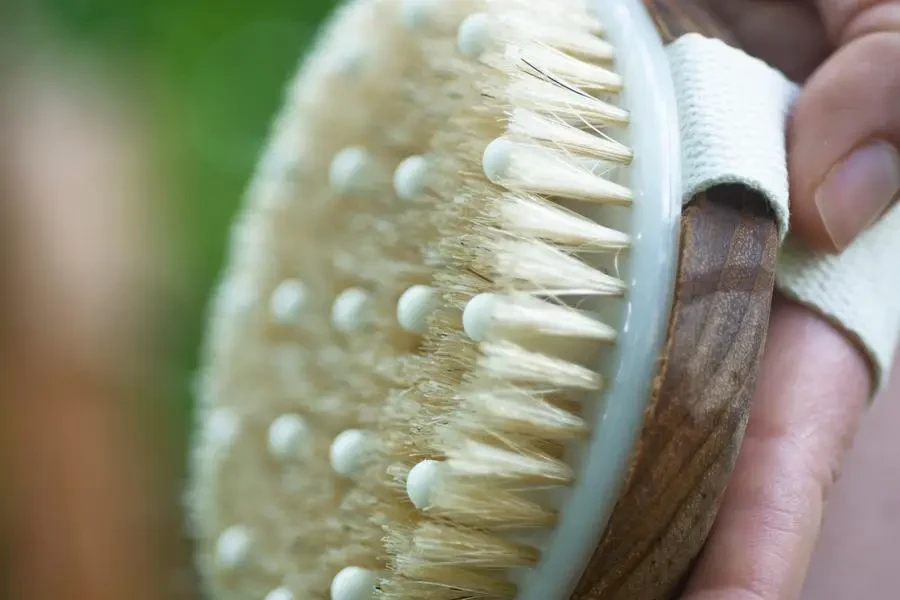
left=572, top=186, right=779, bottom=599
left=641, top=0, right=739, bottom=45
left=567, top=5, right=780, bottom=599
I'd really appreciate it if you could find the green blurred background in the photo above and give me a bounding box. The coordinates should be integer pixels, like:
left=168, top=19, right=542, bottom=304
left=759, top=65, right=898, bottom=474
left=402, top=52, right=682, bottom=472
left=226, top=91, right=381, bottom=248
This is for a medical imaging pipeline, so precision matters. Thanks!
left=28, top=0, right=337, bottom=444
left=5, top=3, right=338, bottom=595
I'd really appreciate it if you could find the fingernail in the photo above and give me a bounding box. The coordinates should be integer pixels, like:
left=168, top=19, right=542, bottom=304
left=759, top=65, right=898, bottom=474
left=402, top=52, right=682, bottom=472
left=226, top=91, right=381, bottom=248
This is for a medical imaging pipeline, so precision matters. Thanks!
left=815, top=141, right=900, bottom=251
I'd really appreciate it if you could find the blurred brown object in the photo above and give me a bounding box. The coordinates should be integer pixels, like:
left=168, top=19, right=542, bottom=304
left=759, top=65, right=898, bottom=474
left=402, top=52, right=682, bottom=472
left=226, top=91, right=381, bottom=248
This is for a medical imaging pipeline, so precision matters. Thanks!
left=0, top=56, right=181, bottom=600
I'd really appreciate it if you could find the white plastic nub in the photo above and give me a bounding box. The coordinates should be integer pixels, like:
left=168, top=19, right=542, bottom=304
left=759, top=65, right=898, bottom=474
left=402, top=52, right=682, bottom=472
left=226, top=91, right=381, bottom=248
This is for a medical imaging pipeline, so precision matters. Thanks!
left=222, top=277, right=256, bottom=314
left=329, top=146, right=373, bottom=195
left=215, top=525, right=252, bottom=570
left=406, top=459, right=444, bottom=509
left=401, top=0, right=437, bottom=30
left=264, top=587, right=294, bottom=600
left=331, top=288, right=372, bottom=333
left=482, top=137, right=514, bottom=184
left=330, top=566, right=378, bottom=600
left=337, top=45, right=365, bottom=76
left=463, top=293, right=497, bottom=342
left=393, top=155, right=429, bottom=201
left=270, top=279, right=307, bottom=323
left=457, top=13, right=492, bottom=59
left=267, top=414, right=309, bottom=461
left=329, top=429, right=373, bottom=476
left=208, top=409, right=239, bottom=447
left=396, top=285, right=438, bottom=333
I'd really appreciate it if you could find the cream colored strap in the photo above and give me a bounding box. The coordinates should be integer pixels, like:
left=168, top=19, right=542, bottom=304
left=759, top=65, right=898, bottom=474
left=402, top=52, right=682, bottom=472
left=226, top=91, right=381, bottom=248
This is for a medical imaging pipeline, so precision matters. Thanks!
left=666, top=33, right=900, bottom=394
left=666, top=33, right=797, bottom=240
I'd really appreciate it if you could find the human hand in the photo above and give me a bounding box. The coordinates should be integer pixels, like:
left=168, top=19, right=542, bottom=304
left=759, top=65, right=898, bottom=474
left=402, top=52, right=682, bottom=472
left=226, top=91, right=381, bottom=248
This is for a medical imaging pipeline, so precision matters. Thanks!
left=700, top=0, right=900, bottom=252
left=676, top=2, right=899, bottom=598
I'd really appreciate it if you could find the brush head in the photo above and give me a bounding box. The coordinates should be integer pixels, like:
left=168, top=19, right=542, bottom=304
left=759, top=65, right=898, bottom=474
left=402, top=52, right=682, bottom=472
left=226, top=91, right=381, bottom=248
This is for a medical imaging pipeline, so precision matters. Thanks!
left=189, top=1, right=680, bottom=599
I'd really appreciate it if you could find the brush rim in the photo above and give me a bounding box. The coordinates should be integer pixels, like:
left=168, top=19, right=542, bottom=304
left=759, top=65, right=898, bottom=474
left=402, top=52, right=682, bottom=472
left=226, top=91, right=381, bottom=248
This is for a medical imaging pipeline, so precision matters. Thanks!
left=512, top=1, right=682, bottom=598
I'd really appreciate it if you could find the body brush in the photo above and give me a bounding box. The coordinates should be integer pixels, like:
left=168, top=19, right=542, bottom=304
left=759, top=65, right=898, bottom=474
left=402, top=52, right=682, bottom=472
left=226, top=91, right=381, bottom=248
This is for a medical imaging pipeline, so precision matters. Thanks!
left=188, top=1, right=900, bottom=599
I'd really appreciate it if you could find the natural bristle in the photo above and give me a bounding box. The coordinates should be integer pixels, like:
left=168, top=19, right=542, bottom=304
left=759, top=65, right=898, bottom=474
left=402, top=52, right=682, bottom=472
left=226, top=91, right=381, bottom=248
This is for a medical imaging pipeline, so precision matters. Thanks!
left=192, top=0, right=639, bottom=598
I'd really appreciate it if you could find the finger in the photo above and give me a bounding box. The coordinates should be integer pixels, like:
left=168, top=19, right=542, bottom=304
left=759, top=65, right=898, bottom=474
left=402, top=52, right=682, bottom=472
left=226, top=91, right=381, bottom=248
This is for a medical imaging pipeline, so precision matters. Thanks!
left=789, top=2, right=900, bottom=251
left=681, top=296, right=872, bottom=600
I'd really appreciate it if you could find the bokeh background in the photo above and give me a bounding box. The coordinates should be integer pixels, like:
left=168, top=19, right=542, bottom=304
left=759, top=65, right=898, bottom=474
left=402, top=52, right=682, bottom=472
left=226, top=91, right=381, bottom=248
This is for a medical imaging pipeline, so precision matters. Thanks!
left=17, top=0, right=337, bottom=452
left=2, top=1, right=337, bottom=599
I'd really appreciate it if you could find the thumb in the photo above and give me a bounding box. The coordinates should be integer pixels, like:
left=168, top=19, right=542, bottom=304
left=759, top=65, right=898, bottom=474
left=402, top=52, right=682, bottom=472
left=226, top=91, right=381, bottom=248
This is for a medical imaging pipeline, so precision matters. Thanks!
left=788, top=2, right=900, bottom=252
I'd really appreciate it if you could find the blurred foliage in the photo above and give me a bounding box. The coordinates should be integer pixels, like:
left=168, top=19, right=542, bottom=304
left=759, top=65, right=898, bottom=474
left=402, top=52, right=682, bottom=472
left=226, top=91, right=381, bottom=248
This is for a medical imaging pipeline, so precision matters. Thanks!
left=31, top=0, right=337, bottom=448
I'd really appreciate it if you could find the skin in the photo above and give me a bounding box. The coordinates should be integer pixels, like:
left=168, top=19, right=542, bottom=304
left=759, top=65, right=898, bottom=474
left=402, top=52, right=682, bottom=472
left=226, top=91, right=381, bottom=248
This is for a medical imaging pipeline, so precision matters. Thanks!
left=1, top=64, right=177, bottom=600
left=677, top=2, right=900, bottom=598
left=696, top=0, right=900, bottom=251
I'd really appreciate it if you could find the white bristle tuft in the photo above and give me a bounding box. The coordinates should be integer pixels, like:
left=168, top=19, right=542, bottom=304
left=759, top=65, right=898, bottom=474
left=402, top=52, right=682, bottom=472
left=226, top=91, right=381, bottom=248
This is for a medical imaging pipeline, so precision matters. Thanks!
left=330, top=429, right=374, bottom=477
left=270, top=279, right=308, bottom=323
left=215, top=525, right=252, bottom=570
left=491, top=239, right=627, bottom=296
left=506, top=76, right=630, bottom=126
left=447, top=438, right=574, bottom=485
left=462, top=293, right=497, bottom=342
left=193, top=0, right=647, bottom=596
left=500, top=12, right=614, bottom=63
left=397, top=285, right=439, bottom=333
left=488, top=294, right=618, bottom=341
left=459, top=388, right=589, bottom=440
left=264, top=587, right=294, bottom=600
left=510, top=43, right=623, bottom=92
left=330, top=146, right=376, bottom=195
left=331, top=288, right=373, bottom=332
left=508, top=108, right=633, bottom=163
left=408, top=521, right=540, bottom=568
left=267, top=414, right=309, bottom=461
left=406, top=459, right=445, bottom=509
left=483, top=137, right=633, bottom=204
left=420, top=477, right=556, bottom=529
left=387, top=558, right=518, bottom=597
left=457, top=13, right=493, bottom=59
left=393, top=155, right=429, bottom=201
left=330, top=566, right=378, bottom=600
left=478, top=340, right=603, bottom=390
left=500, top=193, right=630, bottom=251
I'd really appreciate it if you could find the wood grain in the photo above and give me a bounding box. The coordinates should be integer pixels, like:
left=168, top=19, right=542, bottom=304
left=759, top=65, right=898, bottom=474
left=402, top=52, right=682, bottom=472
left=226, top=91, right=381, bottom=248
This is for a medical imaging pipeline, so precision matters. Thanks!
left=641, top=0, right=738, bottom=44
left=574, top=188, right=779, bottom=599
left=572, top=2, right=783, bottom=598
